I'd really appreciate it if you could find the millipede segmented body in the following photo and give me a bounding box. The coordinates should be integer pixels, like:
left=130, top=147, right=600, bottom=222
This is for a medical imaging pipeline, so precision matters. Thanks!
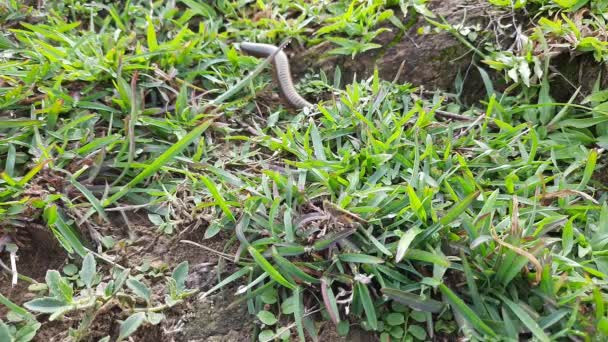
left=239, top=42, right=313, bottom=109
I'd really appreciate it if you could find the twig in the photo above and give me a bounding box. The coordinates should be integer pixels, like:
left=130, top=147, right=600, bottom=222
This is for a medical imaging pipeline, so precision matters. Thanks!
left=9, top=249, right=17, bottom=286
left=454, top=113, right=486, bottom=139
left=180, top=240, right=250, bottom=262
left=120, top=210, right=137, bottom=241
left=267, top=308, right=322, bottom=340
left=391, top=60, right=407, bottom=84
left=435, top=109, right=498, bottom=129
left=133, top=297, right=199, bottom=313
left=105, top=203, right=158, bottom=211
left=86, top=249, right=128, bottom=271
left=434, top=110, right=477, bottom=121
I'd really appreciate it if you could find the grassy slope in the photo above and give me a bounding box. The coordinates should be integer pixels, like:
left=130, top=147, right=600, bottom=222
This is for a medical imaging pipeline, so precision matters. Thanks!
left=1, top=0, right=608, bottom=341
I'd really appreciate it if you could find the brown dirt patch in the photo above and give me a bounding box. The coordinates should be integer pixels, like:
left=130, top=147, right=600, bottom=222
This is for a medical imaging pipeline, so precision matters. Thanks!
left=2, top=209, right=254, bottom=342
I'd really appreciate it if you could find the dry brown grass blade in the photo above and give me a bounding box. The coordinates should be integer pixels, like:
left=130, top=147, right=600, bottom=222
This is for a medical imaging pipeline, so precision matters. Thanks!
left=539, top=189, right=599, bottom=205
left=510, top=195, right=520, bottom=237
left=490, top=226, right=543, bottom=285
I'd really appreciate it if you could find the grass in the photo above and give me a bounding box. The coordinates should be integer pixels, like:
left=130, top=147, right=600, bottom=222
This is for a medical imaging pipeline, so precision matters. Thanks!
left=1, top=0, right=608, bottom=341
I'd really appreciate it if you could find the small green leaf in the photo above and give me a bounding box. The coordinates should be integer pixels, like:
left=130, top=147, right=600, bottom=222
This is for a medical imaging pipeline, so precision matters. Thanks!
left=258, top=329, right=275, bottom=342
left=127, top=278, right=151, bottom=303
left=80, top=253, right=97, bottom=288
left=284, top=207, right=294, bottom=243
left=118, top=312, right=146, bottom=341
left=257, top=310, right=278, bottom=325
left=553, top=0, right=577, bottom=8
left=146, top=312, right=165, bottom=325
left=391, top=325, right=405, bottom=338
left=69, top=177, right=110, bottom=223
left=408, top=325, right=427, bottom=340
left=579, top=149, right=598, bottom=190
left=112, top=268, right=131, bottom=295
left=45, top=270, right=73, bottom=303
left=101, top=236, right=115, bottom=249
left=385, top=313, right=405, bottom=326
left=293, top=287, right=305, bottom=341
left=310, top=121, right=326, bottom=161
left=204, top=222, right=221, bottom=239
left=0, top=321, right=12, bottom=342
left=583, top=90, right=608, bottom=104
left=406, top=185, right=427, bottom=222
left=260, top=288, right=278, bottom=305
left=171, top=261, right=189, bottom=292
left=43, top=205, right=87, bottom=257
left=281, top=295, right=297, bottom=315
left=179, top=0, right=216, bottom=18
left=321, top=278, right=340, bottom=325
left=14, top=319, right=41, bottom=340
left=28, top=283, right=48, bottom=292
left=62, top=264, right=78, bottom=276
left=410, top=310, right=427, bottom=323
left=23, top=297, right=68, bottom=314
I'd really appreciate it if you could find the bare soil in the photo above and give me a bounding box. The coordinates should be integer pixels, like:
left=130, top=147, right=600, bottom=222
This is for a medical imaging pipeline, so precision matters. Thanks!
left=291, top=0, right=608, bottom=105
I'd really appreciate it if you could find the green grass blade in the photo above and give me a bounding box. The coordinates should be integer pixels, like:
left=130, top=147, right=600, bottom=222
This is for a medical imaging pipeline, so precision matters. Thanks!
left=356, top=282, right=378, bottom=330
left=338, top=254, right=385, bottom=264
left=404, top=249, right=450, bottom=267
left=396, top=227, right=421, bottom=262
left=272, top=249, right=319, bottom=284
left=0, top=293, right=34, bottom=320
left=0, top=119, right=42, bottom=128
left=498, top=295, right=550, bottom=342
left=321, top=278, right=340, bottom=325
left=439, top=284, right=496, bottom=337
left=461, top=251, right=485, bottom=316
left=200, top=175, right=235, bottom=222
left=69, top=177, right=110, bottom=223
left=44, top=205, right=87, bottom=257
left=381, top=287, right=443, bottom=313
left=17, top=160, right=49, bottom=187
left=578, top=149, right=598, bottom=190
left=293, top=287, right=306, bottom=341
left=439, top=190, right=479, bottom=226
left=202, top=267, right=251, bottom=298
left=103, top=119, right=214, bottom=207
left=248, top=246, right=295, bottom=289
